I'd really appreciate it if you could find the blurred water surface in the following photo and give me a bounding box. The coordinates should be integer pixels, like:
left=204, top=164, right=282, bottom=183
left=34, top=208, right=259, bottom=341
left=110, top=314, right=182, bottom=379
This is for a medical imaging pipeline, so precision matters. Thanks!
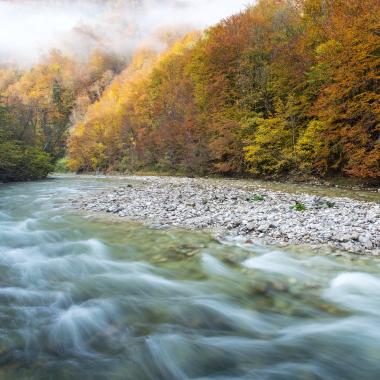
left=0, top=176, right=379, bottom=380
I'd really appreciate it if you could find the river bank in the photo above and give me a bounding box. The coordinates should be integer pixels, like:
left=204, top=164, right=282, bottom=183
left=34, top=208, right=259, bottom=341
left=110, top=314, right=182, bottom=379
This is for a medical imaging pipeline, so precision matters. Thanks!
left=71, top=175, right=380, bottom=255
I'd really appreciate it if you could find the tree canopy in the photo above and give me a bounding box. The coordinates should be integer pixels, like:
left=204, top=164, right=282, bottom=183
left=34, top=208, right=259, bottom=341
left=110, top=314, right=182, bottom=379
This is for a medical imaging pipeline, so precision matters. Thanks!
left=1, top=0, right=379, bottom=181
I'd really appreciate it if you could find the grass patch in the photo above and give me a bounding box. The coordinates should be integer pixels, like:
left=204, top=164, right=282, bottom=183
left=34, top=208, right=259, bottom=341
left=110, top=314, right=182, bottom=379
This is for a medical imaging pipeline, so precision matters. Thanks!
left=291, top=201, right=307, bottom=212
left=251, top=194, right=267, bottom=202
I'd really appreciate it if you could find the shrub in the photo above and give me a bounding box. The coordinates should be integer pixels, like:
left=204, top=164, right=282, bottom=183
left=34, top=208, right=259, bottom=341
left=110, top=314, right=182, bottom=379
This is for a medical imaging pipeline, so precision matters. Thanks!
left=54, top=157, right=70, bottom=173
left=0, top=141, right=53, bottom=182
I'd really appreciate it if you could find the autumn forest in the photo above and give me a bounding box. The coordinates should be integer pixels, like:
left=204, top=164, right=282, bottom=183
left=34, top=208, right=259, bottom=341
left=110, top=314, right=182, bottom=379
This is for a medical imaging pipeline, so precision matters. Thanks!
left=0, top=0, right=379, bottom=182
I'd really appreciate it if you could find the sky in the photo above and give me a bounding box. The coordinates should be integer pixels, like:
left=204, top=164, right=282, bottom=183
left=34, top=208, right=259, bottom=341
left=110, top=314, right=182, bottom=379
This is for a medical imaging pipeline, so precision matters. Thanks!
left=0, top=0, right=251, bottom=65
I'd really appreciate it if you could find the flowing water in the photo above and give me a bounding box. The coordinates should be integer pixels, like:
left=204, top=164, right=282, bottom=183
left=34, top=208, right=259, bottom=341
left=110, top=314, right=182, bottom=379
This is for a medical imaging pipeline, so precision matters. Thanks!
left=0, top=176, right=380, bottom=380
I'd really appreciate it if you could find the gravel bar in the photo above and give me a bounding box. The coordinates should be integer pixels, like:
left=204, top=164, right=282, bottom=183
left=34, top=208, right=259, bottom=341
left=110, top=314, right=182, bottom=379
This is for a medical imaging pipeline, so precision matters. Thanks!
left=71, top=176, right=380, bottom=255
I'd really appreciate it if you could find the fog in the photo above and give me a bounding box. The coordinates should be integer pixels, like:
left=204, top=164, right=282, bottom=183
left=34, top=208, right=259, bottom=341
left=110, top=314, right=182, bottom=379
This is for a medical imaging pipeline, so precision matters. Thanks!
left=0, top=0, right=251, bottom=65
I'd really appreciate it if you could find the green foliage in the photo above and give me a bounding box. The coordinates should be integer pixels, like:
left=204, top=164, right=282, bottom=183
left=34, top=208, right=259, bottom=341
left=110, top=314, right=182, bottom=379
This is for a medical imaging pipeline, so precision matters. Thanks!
left=0, top=141, right=53, bottom=182
left=251, top=194, right=267, bottom=202
left=290, top=202, right=307, bottom=212
left=54, top=157, right=70, bottom=173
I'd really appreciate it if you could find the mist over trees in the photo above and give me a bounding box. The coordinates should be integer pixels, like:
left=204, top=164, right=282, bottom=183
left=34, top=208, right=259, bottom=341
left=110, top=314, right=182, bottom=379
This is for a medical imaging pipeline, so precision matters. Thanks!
left=1, top=0, right=379, bottom=181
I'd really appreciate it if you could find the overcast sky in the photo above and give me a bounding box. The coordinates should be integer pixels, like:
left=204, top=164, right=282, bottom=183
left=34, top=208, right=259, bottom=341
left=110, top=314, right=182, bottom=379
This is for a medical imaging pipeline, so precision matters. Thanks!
left=0, top=0, right=251, bottom=65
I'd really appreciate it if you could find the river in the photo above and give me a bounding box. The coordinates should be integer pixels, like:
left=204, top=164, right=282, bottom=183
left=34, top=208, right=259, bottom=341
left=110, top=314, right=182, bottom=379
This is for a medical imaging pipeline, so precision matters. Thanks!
left=0, top=176, right=379, bottom=380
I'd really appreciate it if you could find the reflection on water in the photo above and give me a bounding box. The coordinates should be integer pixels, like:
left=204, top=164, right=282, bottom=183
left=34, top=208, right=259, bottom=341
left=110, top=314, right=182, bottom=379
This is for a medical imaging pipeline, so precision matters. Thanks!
left=0, top=176, right=379, bottom=380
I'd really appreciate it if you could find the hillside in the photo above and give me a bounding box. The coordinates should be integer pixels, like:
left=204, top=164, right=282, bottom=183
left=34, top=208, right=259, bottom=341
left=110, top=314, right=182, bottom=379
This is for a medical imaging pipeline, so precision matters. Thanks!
left=1, top=0, right=379, bottom=181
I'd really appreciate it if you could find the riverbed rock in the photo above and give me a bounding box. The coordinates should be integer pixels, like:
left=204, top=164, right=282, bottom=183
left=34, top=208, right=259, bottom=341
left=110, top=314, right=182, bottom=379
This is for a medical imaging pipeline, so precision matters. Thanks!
left=71, top=176, right=380, bottom=255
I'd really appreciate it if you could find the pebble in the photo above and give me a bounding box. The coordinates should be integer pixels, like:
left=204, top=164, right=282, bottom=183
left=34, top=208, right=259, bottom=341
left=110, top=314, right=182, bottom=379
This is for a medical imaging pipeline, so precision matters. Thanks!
left=71, top=176, right=380, bottom=255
